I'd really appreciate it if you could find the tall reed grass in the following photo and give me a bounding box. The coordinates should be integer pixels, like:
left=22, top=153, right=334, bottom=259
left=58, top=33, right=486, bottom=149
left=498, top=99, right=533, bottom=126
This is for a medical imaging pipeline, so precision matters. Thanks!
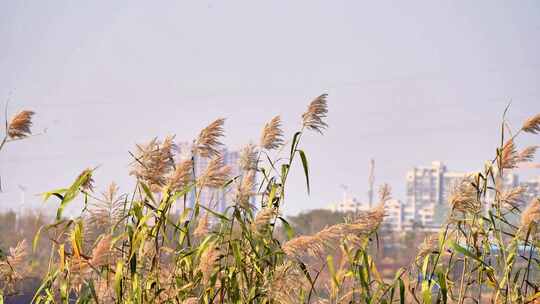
left=1, top=98, right=540, bottom=303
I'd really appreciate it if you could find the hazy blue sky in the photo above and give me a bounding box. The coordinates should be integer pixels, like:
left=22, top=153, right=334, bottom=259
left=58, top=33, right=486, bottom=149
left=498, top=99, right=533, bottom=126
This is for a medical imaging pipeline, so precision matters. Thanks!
left=1, top=1, right=539, bottom=215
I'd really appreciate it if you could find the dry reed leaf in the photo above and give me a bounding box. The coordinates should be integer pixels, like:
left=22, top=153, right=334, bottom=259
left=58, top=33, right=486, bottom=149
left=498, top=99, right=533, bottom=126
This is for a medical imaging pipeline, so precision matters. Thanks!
left=260, top=116, right=284, bottom=150
left=302, top=94, right=328, bottom=133
left=7, top=110, right=34, bottom=139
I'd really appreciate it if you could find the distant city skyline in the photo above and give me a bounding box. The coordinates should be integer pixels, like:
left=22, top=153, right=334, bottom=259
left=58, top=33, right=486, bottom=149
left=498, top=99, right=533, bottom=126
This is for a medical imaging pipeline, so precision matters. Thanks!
left=1, top=1, right=539, bottom=215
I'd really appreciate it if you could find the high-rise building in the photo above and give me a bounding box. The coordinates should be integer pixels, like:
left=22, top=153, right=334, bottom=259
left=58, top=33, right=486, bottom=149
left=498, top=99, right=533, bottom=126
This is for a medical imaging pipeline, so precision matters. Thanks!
left=404, top=161, right=459, bottom=230
left=405, top=161, right=519, bottom=231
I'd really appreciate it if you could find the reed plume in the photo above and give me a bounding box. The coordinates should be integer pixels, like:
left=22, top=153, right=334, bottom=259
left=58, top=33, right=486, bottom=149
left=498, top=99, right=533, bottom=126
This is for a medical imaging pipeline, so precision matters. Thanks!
left=517, top=146, right=538, bottom=163
left=239, top=143, right=258, bottom=171
left=449, top=177, right=481, bottom=214
left=197, top=156, right=231, bottom=188
left=198, top=244, right=221, bottom=285
left=265, top=262, right=308, bottom=304
left=260, top=116, right=284, bottom=150
left=130, top=136, right=175, bottom=191
left=416, top=233, right=439, bottom=260
left=500, top=140, right=518, bottom=169
left=195, top=118, right=225, bottom=157
left=521, top=199, right=540, bottom=230
left=302, top=94, right=328, bottom=133
left=283, top=205, right=384, bottom=259
left=251, top=207, right=278, bottom=233
left=77, top=168, right=95, bottom=192
left=6, top=239, right=27, bottom=270
left=89, top=234, right=112, bottom=267
left=521, top=113, right=540, bottom=134
left=86, top=182, right=124, bottom=239
left=235, top=170, right=256, bottom=209
left=193, top=212, right=210, bottom=239
left=166, top=159, right=193, bottom=192
left=501, top=186, right=526, bottom=209
left=7, top=110, right=34, bottom=139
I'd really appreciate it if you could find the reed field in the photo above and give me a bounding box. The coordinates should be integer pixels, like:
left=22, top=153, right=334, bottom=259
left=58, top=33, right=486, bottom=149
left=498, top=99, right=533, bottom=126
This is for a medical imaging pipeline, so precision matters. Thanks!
left=1, top=95, right=540, bottom=303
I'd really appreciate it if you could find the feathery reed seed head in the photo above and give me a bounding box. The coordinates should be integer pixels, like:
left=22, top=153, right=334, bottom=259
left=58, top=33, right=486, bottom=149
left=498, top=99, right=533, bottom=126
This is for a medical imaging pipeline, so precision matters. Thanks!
left=197, top=156, right=231, bottom=188
left=90, top=234, right=112, bottom=267
left=195, top=118, right=225, bottom=157
left=167, top=159, right=193, bottom=192
left=194, top=212, right=210, bottom=239
left=239, top=143, right=258, bottom=171
left=252, top=207, right=278, bottom=233
left=198, top=244, right=221, bottom=285
left=501, top=140, right=518, bottom=169
left=78, top=169, right=95, bottom=192
left=260, top=116, right=284, bottom=150
left=130, top=136, right=176, bottom=191
left=236, top=170, right=256, bottom=209
left=7, top=110, right=35, bottom=139
left=521, top=199, right=540, bottom=230
left=522, top=113, right=540, bottom=134
left=302, top=94, right=328, bottom=133
left=518, top=146, right=538, bottom=163
left=449, top=177, right=481, bottom=214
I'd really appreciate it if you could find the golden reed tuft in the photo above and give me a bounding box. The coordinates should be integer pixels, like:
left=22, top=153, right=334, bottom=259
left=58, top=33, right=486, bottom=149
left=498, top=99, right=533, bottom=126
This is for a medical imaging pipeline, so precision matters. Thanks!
left=7, top=110, right=35, bottom=139
left=521, top=113, right=540, bottom=134
left=251, top=207, right=278, bottom=233
left=89, top=234, right=112, bottom=268
left=198, top=244, right=221, bottom=285
left=130, top=136, right=176, bottom=191
left=236, top=170, right=256, bottom=209
left=260, top=116, right=284, bottom=150
left=500, top=140, right=518, bottom=169
left=302, top=94, right=328, bottom=133
left=167, top=159, right=193, bottom=192
left=449, top=177, right=481, bottom=214
left=195, top=118, right=225, bottom=157
left=193, top=212, right=210, bottom=239
left=197, top=156, right=231, bottom=188
left=517, top=146, right=538, bottom=163
left=239, top=143, right=258, bottom=171
left=521, top=199, right=540, bottom=230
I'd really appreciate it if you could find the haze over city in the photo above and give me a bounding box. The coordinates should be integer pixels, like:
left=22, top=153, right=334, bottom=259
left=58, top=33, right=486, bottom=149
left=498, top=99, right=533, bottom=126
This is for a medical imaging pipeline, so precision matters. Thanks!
left=1, top=1, right=539, bottom=215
